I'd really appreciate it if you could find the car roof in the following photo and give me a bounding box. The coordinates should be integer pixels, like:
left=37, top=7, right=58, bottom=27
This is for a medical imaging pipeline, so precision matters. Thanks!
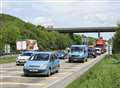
left=23, top=51, right=38, bottom=53
left=33, top=51, right=53, bottom=55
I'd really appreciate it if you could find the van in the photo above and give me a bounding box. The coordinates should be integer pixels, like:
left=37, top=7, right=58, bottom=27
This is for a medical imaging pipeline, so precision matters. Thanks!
left=68, top=45, right=88, bottom=63
left=23, top=52, right=60, bottom=76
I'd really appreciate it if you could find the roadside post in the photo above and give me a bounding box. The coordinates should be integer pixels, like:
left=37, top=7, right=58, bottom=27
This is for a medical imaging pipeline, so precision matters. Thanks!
left=82, top=35, right=87, bottom=45
left=107, top=44, right=112, bottom=58
left=5, top=44, right=10, bottom=53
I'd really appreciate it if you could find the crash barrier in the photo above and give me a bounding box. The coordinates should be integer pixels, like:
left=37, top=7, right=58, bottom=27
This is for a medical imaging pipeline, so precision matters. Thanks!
left=0, top=51, right=17, bottom=57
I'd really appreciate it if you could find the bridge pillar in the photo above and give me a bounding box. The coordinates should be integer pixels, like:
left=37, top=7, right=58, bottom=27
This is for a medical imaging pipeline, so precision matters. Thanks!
left=98, top=32, right=100, bottom=38
left=69, top=33, right=74, bottom=39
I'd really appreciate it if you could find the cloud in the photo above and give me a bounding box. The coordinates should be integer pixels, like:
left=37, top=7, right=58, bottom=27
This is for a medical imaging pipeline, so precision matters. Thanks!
left=30, top=0, right=120, bottom=27
left=32, top=16, right=54, bottom=27
left=2, top=0, right=120, bottom=39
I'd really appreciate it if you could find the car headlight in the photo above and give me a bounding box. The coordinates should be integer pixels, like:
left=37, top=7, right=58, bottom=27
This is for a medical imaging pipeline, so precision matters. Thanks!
left=16, top=57, right=19, bottom=61
left=24, top=63, right=28, bottom=69
left=61, top=54, right=64, bottom=57
left=40, top=64, right=48, bottom=69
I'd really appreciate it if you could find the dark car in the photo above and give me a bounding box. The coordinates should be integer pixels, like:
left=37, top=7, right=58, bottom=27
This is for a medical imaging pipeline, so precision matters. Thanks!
left=55, top=51, right=67, bottom=59
left=88, top=47, right=97, bottom=58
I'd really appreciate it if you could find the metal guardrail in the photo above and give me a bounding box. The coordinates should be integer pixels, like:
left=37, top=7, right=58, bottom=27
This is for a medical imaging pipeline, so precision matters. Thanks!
left=0, top=52, right=17, bottom=57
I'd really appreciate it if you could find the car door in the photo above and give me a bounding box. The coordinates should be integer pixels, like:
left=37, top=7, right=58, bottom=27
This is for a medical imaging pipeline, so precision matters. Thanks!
left=50, top=54, right=55, bottom=72
left=53, top=54, right=59, bottom=67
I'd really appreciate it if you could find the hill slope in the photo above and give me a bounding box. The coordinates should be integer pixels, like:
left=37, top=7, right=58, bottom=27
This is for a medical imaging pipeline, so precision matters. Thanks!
left=0, top=14, right=80, bottom=51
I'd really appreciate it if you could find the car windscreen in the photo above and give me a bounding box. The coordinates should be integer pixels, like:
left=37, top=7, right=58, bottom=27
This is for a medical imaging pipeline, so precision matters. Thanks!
left=29, top=54, right=49, bottom=61
left=21, top=53, right=33, bottom=56
left=56, top=51, right=65, bottom=55
left=71, top=47, right=83, bottom=52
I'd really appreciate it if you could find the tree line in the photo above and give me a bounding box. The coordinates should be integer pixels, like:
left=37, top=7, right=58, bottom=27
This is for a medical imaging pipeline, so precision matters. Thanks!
left=0, top=14, right=82, bottom=51
left=0, top=14, right=96, bottom=52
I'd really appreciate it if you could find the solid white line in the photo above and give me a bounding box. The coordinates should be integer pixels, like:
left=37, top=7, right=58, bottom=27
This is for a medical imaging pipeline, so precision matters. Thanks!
left=0, top=82, right=46, bottom=86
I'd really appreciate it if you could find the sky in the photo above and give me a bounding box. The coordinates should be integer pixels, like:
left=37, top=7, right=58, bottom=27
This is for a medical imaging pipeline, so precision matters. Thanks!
left=1, top=0, right=120, bottom=40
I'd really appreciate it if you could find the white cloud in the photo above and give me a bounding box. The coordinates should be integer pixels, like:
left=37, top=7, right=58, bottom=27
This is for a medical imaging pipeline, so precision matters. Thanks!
left=30, top=0, right=120, bottom=27
left=2, top=0, right=120, bottom=39
left=32, top=16, right=54, bottom=27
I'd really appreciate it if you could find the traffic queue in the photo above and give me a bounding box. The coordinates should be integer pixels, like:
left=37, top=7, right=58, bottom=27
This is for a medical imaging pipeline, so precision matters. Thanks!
left=16, top=43, right=106, bottom=77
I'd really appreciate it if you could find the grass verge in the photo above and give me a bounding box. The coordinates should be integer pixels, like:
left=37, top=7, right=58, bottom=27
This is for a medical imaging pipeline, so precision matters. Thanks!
left=66, top=54, right=120, bottom=88
left=0, top=56, right=16, bottom=64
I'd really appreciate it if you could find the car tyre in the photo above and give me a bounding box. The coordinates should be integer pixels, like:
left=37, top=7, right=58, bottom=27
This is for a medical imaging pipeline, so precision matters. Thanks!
left=16, top=64, right=19, bottom=66
left=47, top=69, right=51, bottom=77
left=82, top=58, right=86, bottom=63
left=56, top=66, right=60, bottom=73
left=24, top=73, right=29, bottom=77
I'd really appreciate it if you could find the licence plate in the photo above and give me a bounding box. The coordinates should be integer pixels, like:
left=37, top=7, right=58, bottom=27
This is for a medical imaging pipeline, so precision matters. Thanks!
left=19, top=60, right=25, bottom=62
left=29, top=69, right=38, bottom=72
left=74, top=59, right=78, bottom=61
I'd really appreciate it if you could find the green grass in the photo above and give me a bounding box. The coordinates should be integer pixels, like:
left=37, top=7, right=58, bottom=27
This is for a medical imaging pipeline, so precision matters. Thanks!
left=66, top=54, right=120, bottom=88
left=0, top=56, right=16, bottom=64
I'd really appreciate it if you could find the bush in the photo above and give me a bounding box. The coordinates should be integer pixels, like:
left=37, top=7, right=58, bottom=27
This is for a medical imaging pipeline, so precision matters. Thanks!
left=113, top=24, right=120, bottom=53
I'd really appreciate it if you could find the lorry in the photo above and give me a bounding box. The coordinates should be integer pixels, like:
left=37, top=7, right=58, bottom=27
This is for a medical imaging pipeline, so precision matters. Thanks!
left=16, top=39, right=38, bottom=51
left=68, top=45, right=88, bottom=63
left=95, top=38, right=106, bottom=54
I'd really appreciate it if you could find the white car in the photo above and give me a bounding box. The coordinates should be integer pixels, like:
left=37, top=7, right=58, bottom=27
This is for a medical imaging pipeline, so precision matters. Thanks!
left=16, top=51, right=37, bottom=65
left=95, top=47, right=102, bottom=55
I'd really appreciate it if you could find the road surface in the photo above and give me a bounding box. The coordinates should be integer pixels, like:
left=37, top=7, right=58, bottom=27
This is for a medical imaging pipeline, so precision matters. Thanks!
left=0, top=54, right=106, bottom=88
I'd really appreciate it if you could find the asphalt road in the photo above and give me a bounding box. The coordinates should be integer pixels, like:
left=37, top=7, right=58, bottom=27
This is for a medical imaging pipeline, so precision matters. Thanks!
left=0, top=54, right=106, bottom=88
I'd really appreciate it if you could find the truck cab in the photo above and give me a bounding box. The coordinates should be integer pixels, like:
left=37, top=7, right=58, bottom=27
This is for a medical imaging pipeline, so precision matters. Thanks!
left=68, top=45, right=88, bottom=63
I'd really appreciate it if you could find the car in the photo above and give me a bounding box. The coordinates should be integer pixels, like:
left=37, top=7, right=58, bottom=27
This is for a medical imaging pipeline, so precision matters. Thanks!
left=68, top=45, right=88, bottom=63
left=23, top=52, right=60, bottom=76
left=95, top=47, right=102, bottom=55
left=55, top=50, right=67, bottom=59
left=16, top=51, right=37, bottom=65
left=88, top=47, right=97, bottom=58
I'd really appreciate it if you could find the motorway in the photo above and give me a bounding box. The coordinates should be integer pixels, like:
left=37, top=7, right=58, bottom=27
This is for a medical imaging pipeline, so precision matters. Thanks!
left=0, top=54, right=106, bottom=88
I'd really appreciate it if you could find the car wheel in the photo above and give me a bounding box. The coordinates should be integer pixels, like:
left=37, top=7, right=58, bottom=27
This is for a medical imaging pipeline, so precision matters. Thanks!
left=69, top=59, right=72, bottom=63
left=56, top=66, right=60, bottom=73
left=94, top=55, right=96, bottom=58
left=24, top=73, right=29, bottom=77
left=47, top=69, right=51, bottom=77
left=82, top=58, right=86, bottom=63
left=16, top=64, right=19, bottom=66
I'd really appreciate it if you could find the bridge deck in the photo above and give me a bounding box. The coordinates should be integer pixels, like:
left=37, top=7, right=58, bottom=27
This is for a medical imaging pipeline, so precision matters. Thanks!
left=47, top=27, right=117, bottom=33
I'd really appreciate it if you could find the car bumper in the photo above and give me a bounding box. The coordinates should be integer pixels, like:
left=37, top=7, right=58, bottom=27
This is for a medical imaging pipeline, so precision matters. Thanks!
left=16, top=61, right=26, bottom=65
left=23, top=69, right=48, bottom=75
left=69, top=57, right=85, bottom=61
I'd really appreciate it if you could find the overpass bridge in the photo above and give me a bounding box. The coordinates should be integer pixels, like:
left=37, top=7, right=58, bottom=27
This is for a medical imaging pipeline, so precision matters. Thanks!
left=47, top=26, right=117, bottom=37
left=47, top=26, right=117, bottom=33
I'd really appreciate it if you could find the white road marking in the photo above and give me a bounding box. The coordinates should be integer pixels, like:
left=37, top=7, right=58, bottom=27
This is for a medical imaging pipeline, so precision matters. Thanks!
left=0, top=75, right=59, bottom=80
left=0, top=82, right=46, bottom=86
left=0, top=71, right=6, bottom=73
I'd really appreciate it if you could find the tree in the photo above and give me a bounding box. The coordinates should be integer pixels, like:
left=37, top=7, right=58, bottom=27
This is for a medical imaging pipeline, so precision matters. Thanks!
left=113, top=24, right=120, bottom=53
